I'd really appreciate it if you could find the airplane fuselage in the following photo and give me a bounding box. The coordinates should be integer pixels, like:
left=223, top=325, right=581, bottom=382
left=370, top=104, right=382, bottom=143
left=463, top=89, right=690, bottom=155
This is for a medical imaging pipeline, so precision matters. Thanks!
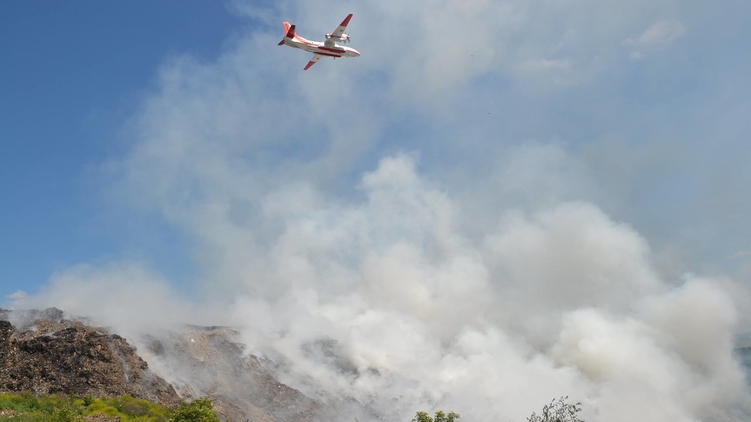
left=283, top=35, right=360, bottom=59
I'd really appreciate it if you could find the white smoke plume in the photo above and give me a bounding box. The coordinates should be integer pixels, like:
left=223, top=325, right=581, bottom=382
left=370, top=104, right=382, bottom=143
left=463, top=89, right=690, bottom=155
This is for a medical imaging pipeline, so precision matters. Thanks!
left=15, top=153, right=751, bottom=421
left=11, top=0, right=751, bottom=421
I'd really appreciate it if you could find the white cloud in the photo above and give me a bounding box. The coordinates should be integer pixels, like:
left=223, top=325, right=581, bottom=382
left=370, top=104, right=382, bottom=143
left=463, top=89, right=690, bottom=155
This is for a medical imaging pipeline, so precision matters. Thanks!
left=518, top=58, right=572, bottom=72
left=6, top=290, right=27, bottom=301
left=625, top=19, right=687, bottom=59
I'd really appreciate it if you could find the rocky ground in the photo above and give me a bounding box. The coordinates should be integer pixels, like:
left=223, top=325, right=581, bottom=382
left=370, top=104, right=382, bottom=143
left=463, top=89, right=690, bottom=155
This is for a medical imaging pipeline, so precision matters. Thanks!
left=140, top=325, right=322, bottom=422
left=0, top=308, right=376, bottom=422
left=0, top=308, right=180, bottom=407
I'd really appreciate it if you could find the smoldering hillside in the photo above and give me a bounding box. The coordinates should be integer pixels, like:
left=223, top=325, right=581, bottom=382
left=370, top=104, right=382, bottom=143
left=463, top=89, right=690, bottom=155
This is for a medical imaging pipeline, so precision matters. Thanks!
left=5, top=304, right=751, bottom=422
left=12, top=155, right=751, bottom=422
left=0, top=307, right=372, bottom=422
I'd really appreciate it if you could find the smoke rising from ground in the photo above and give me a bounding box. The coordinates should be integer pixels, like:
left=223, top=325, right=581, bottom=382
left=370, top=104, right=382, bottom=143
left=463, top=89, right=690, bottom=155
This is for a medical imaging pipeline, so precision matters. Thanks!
left=16, top=153, right=751, bottom=421
left=11, top=0, right=751, bottom=421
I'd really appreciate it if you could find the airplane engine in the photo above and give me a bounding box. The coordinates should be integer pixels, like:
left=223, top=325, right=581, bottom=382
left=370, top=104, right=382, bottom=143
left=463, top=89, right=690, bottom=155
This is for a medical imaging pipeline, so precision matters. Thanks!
left=325, top=33, right=351, bottom=43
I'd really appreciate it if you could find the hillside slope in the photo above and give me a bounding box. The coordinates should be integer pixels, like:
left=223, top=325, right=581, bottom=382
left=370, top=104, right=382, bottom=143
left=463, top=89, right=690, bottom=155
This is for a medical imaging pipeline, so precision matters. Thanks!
left=0, top=308, right=180, bottom=407
left=0, top=308, right=375, bottom=422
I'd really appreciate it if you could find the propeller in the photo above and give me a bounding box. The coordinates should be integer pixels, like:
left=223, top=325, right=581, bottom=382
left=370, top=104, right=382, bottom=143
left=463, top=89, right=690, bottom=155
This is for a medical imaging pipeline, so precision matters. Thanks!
left=343, top=32, right=351, bottom=43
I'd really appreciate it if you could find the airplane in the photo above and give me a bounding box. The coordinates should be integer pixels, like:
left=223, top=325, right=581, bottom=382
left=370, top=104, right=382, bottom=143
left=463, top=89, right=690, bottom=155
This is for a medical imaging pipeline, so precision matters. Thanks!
left=277, top=14, right=361, bottom=70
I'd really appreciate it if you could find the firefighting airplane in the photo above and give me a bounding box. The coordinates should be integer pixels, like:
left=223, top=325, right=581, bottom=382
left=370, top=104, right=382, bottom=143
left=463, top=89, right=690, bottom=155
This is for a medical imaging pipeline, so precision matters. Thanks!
left=277, top=14, right=361, bottom=70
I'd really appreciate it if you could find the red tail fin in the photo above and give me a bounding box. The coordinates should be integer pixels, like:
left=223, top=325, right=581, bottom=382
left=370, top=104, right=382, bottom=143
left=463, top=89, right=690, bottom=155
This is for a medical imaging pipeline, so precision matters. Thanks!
left=278, top=22, right=295, bottom=46
left=285, top=24, right=296, bottom=39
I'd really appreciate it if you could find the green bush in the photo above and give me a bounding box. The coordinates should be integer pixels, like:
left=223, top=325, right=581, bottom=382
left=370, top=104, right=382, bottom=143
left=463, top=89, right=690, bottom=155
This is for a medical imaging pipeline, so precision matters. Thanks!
left=51, top=407, right=80, bottom=422
left=411, top=410, right=460, bottom=422
left=170, top=399, right=220, bottom=422
left=83, top=400, right=121, bottom=418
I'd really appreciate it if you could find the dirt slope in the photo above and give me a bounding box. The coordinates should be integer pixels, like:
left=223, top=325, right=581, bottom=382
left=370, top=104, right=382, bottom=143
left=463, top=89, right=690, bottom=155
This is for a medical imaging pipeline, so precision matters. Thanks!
left=0, top=308, right=180, bottom=407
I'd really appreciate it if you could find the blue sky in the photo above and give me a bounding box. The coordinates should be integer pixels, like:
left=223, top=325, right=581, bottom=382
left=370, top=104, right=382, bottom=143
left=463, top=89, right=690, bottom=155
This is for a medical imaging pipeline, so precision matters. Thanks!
left=4, top=1, right=751, bottom=420
left=4, top=0, right=748, bottom=301
left=1, top=1, right=250, bottom=296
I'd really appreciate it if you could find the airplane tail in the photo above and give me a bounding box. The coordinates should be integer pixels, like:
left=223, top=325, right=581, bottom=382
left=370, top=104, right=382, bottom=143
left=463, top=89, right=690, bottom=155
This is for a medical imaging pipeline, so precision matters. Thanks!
left=277, top=22, right=296, bottom=46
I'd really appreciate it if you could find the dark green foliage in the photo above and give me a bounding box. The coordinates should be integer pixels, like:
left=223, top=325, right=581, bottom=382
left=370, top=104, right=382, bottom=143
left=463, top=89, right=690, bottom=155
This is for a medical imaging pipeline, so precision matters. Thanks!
left=411, top=410, right=460, bottom=422
left=527, top=396, right=584, bottom=422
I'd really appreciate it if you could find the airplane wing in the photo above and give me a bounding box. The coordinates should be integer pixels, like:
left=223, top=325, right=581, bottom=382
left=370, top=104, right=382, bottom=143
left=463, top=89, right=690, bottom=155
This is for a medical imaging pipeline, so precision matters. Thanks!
left=304, top=53, right=322, bottom=70
left=330, top=14, right=352, bottom=38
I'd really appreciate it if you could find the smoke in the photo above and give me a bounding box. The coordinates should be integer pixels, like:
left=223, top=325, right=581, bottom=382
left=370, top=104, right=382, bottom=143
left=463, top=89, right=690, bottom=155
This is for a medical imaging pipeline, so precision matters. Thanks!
left=11, top=263, right=207, bottom=337
left=10, top=0, right=751, bottom=421
left=219, top=155, right=749, bottom=422
left=14, top=152, right=751, bottom=421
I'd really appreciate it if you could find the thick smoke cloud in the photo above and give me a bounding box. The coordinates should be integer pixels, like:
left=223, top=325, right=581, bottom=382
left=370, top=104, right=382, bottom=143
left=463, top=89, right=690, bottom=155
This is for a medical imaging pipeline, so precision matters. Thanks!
left=12, top=0, right=751, bottom=421
left=15, top=153, right=751, bottom=421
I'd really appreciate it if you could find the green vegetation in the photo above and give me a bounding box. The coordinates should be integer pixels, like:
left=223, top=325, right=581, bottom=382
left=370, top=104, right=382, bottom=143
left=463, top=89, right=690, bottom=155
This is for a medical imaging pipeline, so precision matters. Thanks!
left=170, top=399, right=219, bottom=422
left=0, top=393, right=220, bottom=422
left=411, top=410, right=460, bottom=422
left=409, top=397, right=584, bottom=422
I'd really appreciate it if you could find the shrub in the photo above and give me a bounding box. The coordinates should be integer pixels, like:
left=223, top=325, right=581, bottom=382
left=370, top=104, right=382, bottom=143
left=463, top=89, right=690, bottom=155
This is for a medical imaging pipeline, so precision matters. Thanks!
left=170, top=398, right=220, bottom=422
left=411, top=410, right=460, bottom=422
left=52, top=407, right=80, bottom=422
left=527, top=396, right=584, bottom=422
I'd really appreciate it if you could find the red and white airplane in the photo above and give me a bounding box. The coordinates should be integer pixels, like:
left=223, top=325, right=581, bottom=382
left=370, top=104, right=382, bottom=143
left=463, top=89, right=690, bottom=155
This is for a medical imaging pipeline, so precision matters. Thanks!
left=277, top=14, right=361, bottom=70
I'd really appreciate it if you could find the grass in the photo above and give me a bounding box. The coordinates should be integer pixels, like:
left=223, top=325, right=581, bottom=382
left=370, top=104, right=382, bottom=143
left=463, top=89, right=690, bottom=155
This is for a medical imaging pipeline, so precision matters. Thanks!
left=0, top=393, right=218, bottom=422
